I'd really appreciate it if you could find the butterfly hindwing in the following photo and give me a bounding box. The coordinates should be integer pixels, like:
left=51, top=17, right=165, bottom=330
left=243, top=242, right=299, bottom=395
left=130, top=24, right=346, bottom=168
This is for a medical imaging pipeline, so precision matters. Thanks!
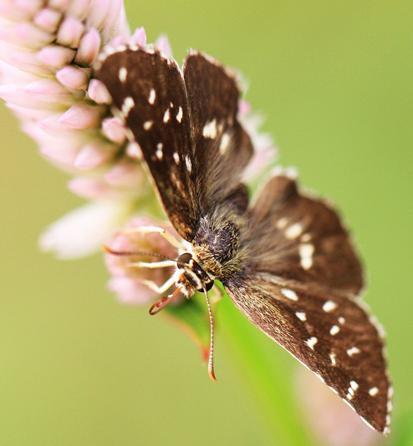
left=224, top=274, right=391, bottom=433
left=243, top=174, right=364, bottom=295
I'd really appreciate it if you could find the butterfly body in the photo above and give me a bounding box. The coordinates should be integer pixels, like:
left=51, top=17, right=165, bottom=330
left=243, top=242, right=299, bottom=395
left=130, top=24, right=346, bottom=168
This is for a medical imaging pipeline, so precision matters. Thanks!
left=191, top=204, right=247, bottom=280
left=96, top=44, right=392, bottom=433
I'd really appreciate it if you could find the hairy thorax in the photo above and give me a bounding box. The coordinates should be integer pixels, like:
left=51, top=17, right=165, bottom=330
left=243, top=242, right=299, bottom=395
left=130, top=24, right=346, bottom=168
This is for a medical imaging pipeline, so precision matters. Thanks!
left=191, top=208, right=248, bottom=280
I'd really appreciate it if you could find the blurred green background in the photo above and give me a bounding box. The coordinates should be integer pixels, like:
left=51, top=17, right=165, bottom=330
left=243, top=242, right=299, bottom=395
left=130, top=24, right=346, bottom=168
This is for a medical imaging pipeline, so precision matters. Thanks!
left=1, top=1, right=412, bottom=445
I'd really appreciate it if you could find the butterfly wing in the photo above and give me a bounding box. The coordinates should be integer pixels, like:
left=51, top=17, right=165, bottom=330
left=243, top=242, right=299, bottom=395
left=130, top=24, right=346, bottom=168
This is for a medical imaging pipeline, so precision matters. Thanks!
left=224, top=173, right=391, bottom=432
left=96, top=48, right=198, bottom=239
left=224, top=274, right=391, bottom=433
left=183, top=52, right=253, bottom=213
left=96, top=48, right=253, bottom=240
left=243, top=174, right=364, bottom=295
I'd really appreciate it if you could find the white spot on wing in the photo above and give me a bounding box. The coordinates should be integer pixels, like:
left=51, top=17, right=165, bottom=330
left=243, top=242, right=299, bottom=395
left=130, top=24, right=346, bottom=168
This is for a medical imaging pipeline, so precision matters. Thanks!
left=156, top=143, right=163, bottom=160
left=276, top=218, right=288, bottom=229
left=281, top=288, right=298, bottom=301
left=305, top=337, right=318, bottom=350
left=219, top=132, right=231, bottom=154
left=285, top=223, right=303, bottom=239
left=338, top=316, right=346, bottom=325
left=299, top=243, right=314, bottom=270
left=295, top=312, right=306, bottom=321
left=369, top=387, right=379, bottom=396
left=121, top=96, right=134, bottom=116
left=185, top=156, right=192, bottom=173
left=329, top=352, right=337, bottom=366
left=323, top=300, right=337, bottom=312
left=346, top=346, right=360, bottom=357
left=202, top=119, right=217, bottom=138
left=148, top=88, right=156, bottom=104
left=176, top=106, right=183, bottom=123
left=143, top=120, right=153, bottom=130
left=118, top=67, right=127, bottom=82
left=173, top=152, right=180, bottom=165
left=163, top=108, right=170, bottom=123
left=330, top=325, right=340, bottom=335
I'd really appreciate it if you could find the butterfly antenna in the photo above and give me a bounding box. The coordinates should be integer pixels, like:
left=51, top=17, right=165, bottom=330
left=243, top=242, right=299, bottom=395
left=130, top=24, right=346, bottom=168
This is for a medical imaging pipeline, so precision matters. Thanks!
left=102, top=245, right=173, bottom=261
left=203, top=287, right=217, bottom=381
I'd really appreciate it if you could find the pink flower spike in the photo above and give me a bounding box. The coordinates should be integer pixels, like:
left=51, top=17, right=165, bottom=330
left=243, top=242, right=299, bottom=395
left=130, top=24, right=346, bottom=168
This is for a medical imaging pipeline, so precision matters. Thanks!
left=40, top=144, right=80, bottom=167
left=105, top=162, right=142, bottom=187
left=109, top=35, right=128, bottom=47
left=7, top=47, right=46, bottom=74
left=57, top=16, right=85, bottom=49
left=126, top=142, right=142, bottom=159
left=102, top=117, right=126, bottom=144
left=48, top=0, right=71, bottom=12
left=59, top=104, right=103, bottom=129
left=68, top=177, right=112, bottom=200
left=131, top=27, right=147, bottom=47
left=40, top=200, right=131, bottom=259
left=74, top=141, right=115, bottom=170
left=14, top=0, right=43, bottom=16
left=238, top=99, right=251, bottom=116
left=0, top=84, right=69, bottom=109
left=56, top=66, right=89, bottom=90
left=34, top=8, right=62, bottom=33
left=75, top=28, right=101, bottom=66
left=37, top=45, right=75, bottom=69
left=104, top=216, right=180, bottom=304
left=156, top=35, right=172, bottom=58
left=7, top=103, right=50, bottom=120
left=107, top=277, right=154, bottom=305
left=87, top=79, right=112, bottom=104
left=14, top=23, right=53, bottom=48
left=25, top=79, right=68, bottom=96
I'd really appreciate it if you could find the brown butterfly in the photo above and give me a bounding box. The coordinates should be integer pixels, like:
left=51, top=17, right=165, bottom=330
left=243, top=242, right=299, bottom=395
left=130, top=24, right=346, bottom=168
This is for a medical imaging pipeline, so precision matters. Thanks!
left=96, top=45, right=392, bottom=434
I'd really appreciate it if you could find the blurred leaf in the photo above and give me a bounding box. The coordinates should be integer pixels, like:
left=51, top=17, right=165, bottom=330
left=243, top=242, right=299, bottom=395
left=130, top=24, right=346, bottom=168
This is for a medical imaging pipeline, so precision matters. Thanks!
left=390, top=409, right=413, bottom=446
left=163, top=296, right=210, bottom=362
left=217, top=282, right=314, bottom=445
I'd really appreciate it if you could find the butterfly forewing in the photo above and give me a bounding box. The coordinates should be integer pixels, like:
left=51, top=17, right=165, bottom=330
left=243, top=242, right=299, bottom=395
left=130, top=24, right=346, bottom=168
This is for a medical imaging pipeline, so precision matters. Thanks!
left=183, top=52, right=253, bottom=212
left=97, top=49, right=253, bottom=239
left=244, top=174, right=364, bottom=295
left=224, top=274, right=391, bottom=433
left=96, top=48, right=199, bottom=240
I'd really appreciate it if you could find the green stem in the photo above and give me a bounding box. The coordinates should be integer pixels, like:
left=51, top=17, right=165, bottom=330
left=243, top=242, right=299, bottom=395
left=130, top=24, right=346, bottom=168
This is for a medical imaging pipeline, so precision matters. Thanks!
left=219, top=295, right=315, bottom=445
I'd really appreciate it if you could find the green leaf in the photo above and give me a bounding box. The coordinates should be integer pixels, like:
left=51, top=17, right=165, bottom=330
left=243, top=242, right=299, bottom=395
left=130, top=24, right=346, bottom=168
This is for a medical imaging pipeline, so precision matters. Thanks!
left=217, top=282, right=314, bottom=445
left=163, top=297, right=210, bottom=362
left=390, top=409, right=413, bottom=446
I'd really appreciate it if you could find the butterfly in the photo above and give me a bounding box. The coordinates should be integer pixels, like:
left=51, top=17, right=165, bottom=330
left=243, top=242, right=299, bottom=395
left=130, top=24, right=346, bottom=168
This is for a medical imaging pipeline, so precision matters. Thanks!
left=95, top=44, right=392, bottom=434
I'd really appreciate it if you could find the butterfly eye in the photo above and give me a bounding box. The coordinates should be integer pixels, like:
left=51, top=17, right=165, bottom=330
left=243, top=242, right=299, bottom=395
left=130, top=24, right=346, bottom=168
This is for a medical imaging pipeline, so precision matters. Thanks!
left=176, top=252, right=193, bottom=269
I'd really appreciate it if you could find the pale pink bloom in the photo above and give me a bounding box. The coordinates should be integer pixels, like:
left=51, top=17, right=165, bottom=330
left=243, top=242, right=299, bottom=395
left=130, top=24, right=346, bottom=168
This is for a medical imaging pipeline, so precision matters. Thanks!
left=40, top=199, right=133, bottom=259
left=0, top=0, right=144, bottom=201
left=238, top=101, right=278, bottom=182
left=295, top=368, right=384, bottom=446
left=104, top=216, right=179, bottom=304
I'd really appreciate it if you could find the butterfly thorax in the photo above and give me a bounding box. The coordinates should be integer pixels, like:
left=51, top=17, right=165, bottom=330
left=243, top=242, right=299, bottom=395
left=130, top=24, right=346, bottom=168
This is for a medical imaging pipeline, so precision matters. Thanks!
left=190, top=208, right=248, bottom=280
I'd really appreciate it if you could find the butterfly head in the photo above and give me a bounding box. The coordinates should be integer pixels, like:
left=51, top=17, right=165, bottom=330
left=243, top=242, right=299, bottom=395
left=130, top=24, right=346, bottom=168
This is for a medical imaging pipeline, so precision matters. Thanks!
left=176, top=252, right=214, bottom=294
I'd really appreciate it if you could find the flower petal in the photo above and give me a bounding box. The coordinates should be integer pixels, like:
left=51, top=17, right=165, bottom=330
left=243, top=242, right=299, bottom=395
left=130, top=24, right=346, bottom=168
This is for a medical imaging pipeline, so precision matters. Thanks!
left=40, top=200, right=132, bottom=259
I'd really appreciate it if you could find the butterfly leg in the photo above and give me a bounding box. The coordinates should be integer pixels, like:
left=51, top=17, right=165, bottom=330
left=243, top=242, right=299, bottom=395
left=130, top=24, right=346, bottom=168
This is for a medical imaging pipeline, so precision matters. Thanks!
left=141, top=273, right=178, bottom=295
left=149, top=287, right=182, bottom=315
left=123, top=226, right=182, bottom=249
left=130, top=260, right=176, bottom=268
